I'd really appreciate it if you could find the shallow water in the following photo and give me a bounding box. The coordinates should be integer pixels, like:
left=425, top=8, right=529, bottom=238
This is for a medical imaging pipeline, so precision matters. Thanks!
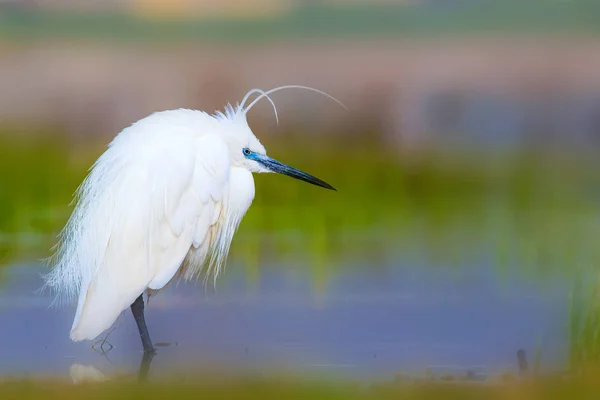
left=0, top=250, right=569, bottom=382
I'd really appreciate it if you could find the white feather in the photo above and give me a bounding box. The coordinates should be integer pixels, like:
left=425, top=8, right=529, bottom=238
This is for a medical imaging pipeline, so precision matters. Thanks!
left=43, top=107, right=255, bottom=341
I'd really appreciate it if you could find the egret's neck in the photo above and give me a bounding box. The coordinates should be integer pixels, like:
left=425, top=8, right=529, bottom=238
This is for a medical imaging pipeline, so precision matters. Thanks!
left=204, top=167, right=255, bottom=284
left=226, top=167, right=255, bottom=224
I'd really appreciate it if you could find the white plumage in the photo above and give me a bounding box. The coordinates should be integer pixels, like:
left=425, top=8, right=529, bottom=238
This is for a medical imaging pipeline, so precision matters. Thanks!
left=42, top=86, right=342, bottom=349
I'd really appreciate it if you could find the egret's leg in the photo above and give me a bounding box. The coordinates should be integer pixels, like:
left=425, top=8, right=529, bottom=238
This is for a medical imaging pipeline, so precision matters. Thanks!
left=131, top=294, right=155, bottom=354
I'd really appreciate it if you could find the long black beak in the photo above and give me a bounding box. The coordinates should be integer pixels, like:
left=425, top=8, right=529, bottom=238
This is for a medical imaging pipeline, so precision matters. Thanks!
left=252, top=154, right=336, bottom=191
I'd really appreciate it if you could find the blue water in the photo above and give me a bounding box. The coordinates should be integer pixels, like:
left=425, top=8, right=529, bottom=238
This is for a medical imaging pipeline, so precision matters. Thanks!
left=0, top=254, right=569, bottom=382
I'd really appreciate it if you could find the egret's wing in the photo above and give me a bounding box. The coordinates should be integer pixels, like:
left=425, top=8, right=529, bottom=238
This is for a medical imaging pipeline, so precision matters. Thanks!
left=147, top=133, right=230, bottom=289
left=70, top=133, right=230, bottom=341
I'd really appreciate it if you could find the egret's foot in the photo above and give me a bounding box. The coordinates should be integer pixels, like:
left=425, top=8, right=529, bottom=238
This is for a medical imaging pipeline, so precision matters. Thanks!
left=91, top=327, right=116, bottom=354
left=91, top=338, right=114, bottom=354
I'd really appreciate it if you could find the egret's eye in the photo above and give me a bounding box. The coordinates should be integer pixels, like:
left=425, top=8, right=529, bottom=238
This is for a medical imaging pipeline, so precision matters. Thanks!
left=243, top=148, right=252, bottom=156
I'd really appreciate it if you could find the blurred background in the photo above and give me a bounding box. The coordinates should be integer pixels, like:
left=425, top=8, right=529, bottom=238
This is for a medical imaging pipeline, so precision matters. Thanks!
left=2, top=0, right=600, bottom=391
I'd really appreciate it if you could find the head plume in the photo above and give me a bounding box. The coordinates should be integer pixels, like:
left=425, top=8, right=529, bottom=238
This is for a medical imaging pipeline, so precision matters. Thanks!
left=236, top=85, right=347, bottom=124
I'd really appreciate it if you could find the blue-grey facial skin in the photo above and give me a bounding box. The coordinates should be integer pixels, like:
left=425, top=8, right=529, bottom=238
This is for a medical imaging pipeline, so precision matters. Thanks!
left=243, top=148, right=336, bottom=191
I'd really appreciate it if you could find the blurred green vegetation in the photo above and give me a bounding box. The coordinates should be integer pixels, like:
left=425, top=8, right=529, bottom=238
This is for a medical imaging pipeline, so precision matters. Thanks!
left=569, top=271, right=600, bottom=370
left=4, top=372, right=600, bottom=400
left=0, top=0, right=598, bottom=44
left=3, top=131, right=600, bottom=276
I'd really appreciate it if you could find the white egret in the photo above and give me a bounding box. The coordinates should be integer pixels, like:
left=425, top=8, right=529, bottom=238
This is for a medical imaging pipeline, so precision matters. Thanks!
left=43, top=85, right=344, bottom=354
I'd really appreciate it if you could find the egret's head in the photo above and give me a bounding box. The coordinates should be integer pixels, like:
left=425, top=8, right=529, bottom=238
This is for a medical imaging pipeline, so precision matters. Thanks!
left=215, top=86, right=346, bottom=191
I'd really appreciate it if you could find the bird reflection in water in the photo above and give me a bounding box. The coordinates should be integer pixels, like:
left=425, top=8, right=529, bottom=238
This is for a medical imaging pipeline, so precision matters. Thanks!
left=74, top=342, right=162, bottom=383
left=138, top=350, right=156, bottom=382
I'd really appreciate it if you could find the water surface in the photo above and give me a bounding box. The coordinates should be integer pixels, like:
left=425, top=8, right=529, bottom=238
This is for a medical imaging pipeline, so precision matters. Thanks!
left=0, top=250, right=569, bottom=382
